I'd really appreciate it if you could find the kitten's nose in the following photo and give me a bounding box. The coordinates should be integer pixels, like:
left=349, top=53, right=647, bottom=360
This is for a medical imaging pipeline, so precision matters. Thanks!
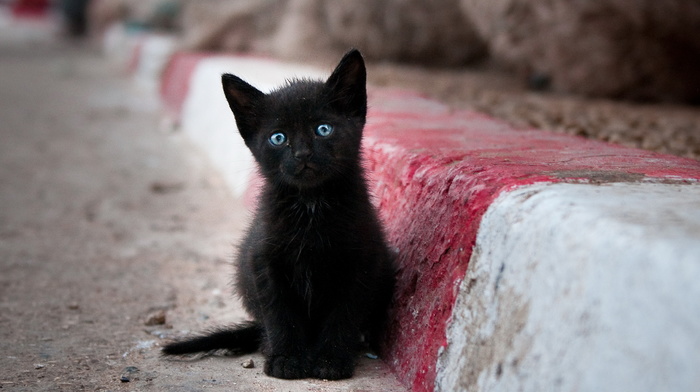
left=293, top=146, right=312, bottom=160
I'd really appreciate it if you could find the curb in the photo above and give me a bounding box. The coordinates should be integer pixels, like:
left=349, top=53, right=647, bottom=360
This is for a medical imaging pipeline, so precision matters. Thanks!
left=114, top=28, right=700, bottom=392
left=364, top=95, right=700, bottom=391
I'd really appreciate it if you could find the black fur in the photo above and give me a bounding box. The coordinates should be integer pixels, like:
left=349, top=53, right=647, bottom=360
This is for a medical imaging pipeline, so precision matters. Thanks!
left=162, top=49, right=396, bottom=381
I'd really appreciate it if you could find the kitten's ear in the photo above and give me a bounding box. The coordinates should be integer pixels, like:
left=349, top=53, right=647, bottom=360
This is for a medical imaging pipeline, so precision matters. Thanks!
left=325, top=49, right=367, bottom=119
left=222, top=73, right=265, bottom=141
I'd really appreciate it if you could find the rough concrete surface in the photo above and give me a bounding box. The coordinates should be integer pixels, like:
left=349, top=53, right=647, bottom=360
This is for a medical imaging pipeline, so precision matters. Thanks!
left=436, top=183, right=700, bottom=392
left=0, top=16, right=405, bottom=392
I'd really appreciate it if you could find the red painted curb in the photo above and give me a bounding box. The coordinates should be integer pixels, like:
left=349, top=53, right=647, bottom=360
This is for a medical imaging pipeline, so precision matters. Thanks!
left=159, top=52, right=279, bottom=120
left=363, top=93, right=700, bottom=390
left=11, top=0, right=50, bottom=18
left=157, top=52, right=700, bottom=391
left=160, top=52, right=211, bottom=119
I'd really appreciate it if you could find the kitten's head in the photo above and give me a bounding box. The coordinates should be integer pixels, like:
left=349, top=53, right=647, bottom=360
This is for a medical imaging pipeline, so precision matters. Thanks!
left=222, top=49, right=367, bottom=190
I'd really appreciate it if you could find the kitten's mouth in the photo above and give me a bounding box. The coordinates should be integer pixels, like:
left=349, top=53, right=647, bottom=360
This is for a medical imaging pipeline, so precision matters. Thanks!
left=294, top=162, right=320, bottom=175
left=285, top=162, right=324, bottom=187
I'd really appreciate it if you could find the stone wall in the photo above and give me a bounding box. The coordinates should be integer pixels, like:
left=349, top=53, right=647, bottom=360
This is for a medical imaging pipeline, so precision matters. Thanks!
left=180, top=0, right=485, bottom=66
left=94, top=0, right=700, bottom=102
left=461, top=0, right=700, bottom=102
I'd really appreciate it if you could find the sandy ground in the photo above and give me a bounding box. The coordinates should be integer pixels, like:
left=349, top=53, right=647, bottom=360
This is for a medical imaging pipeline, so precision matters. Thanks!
left=0, top=16, right=405, bottom=392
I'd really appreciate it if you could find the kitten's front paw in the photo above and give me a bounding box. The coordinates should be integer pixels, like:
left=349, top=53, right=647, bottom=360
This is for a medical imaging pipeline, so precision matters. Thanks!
left=312, top=355, right=354, bottom=380
left=264, top=355, right=308, bottom=379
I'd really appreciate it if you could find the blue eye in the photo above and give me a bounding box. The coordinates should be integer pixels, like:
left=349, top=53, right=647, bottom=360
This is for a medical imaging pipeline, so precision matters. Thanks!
left=315, top=124, right=334, bottom=137
left=269, top=132, right=287, bottom=146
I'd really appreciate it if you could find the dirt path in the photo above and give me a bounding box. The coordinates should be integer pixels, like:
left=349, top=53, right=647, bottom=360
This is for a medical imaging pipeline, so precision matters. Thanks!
left=0, top=19, right=404, bottom=392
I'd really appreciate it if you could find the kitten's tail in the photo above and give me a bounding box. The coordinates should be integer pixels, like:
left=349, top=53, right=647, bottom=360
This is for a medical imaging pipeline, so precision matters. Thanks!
left=161, top=321, right=262, bottom=356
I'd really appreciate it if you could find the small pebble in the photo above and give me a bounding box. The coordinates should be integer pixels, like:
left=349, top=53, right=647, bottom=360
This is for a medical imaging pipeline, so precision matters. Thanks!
left=527, top=72, right=551, bottom=91
left=150, top=181, right=184, bottom=194
left=34, top=364, right=45, bottom=369
left=144, top=310, right=166, bottom=326
left=241, top=359, right=255, bottom=369
left=120, top=366, right=140, bottom=382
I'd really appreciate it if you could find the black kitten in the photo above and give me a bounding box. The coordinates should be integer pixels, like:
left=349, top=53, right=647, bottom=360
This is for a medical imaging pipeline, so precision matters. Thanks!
left=162, top=49, right=396, bottom=381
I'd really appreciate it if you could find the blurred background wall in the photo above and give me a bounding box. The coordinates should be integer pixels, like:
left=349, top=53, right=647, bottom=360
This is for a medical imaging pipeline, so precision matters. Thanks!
left=78, top=0, right=700, bottom=103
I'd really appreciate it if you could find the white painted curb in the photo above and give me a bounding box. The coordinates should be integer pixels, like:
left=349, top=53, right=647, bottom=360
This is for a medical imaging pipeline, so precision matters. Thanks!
left=437, top=182, right=700, bottom=392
